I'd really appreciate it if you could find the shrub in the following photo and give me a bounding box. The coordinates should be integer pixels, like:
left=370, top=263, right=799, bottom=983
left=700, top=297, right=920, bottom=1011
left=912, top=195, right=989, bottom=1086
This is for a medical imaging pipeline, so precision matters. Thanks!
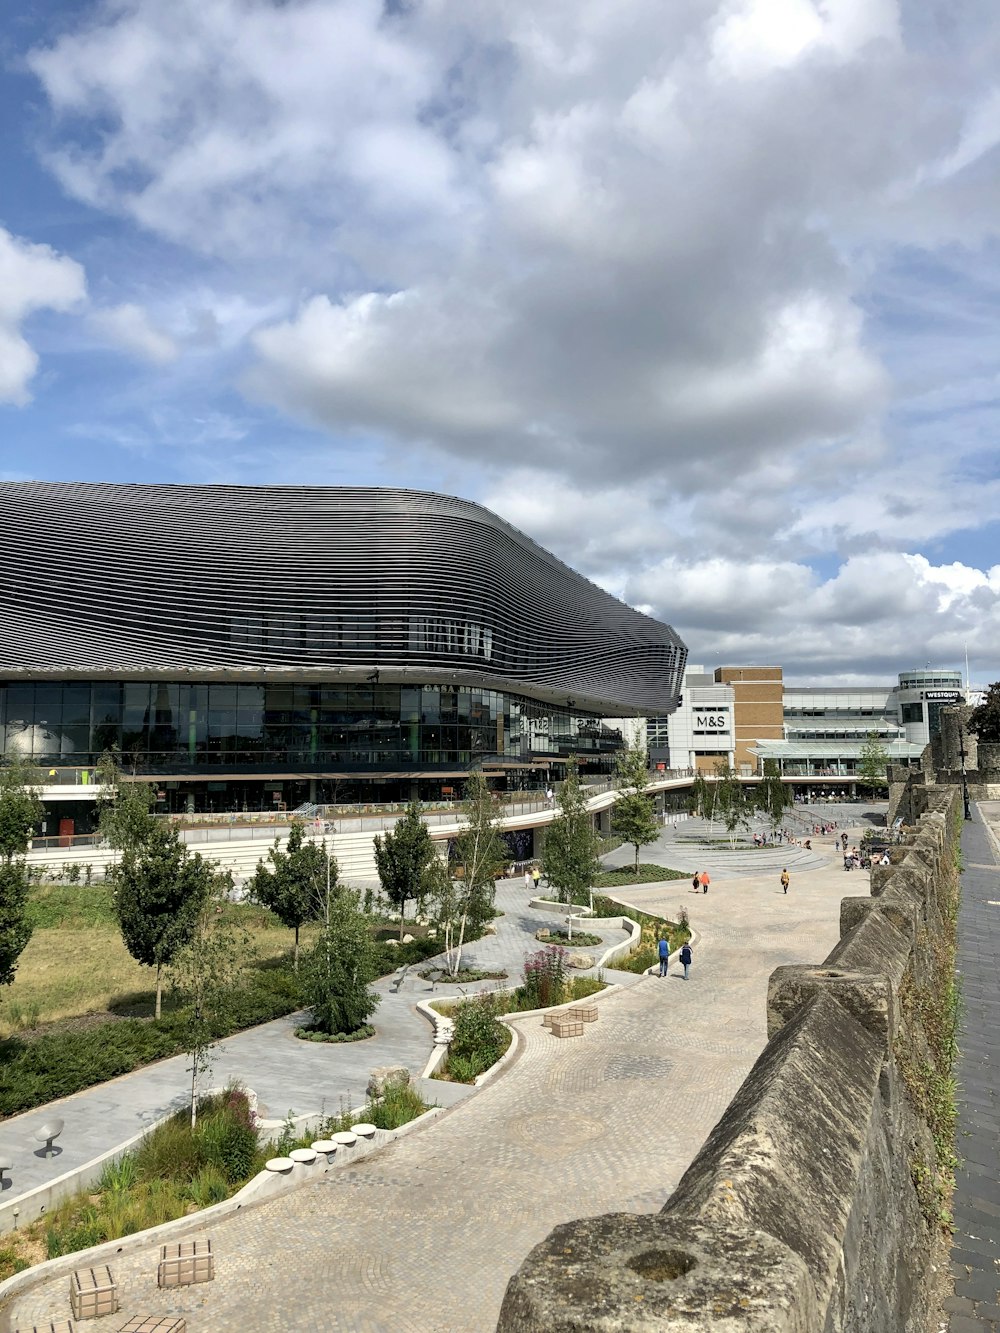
left=448, top=992, right=510, bottom=1079
left=521, top=946, right=568, bottom=1009
left=368, top=1081, right=428, bottom=1130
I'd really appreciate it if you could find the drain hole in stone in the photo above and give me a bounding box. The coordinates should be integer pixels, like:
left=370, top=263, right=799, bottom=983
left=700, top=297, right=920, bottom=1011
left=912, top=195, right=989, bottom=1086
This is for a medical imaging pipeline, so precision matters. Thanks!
left=817, top=970, right=844, bottom=978
left=627, top=1249, right=696, bottom=1282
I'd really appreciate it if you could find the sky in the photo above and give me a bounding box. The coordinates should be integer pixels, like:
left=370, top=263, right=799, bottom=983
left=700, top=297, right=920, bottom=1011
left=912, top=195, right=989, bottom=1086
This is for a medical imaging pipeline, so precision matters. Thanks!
left=2, top=0, right=1000, bottom=686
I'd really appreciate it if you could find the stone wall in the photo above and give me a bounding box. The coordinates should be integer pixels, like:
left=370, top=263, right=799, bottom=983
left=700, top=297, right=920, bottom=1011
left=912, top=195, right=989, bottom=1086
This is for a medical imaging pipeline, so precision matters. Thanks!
left=498, top=789, right=960, bottom=1333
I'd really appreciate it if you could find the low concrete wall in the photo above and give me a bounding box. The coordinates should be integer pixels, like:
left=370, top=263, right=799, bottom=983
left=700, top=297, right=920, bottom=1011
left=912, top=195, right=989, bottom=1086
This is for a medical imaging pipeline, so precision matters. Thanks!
left=499, top=790, right=960, bottom=1333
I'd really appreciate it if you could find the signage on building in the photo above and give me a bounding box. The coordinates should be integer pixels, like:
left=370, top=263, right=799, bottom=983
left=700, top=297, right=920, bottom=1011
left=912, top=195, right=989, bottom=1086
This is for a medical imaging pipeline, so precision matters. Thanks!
left=923, top=691, right=961, bottom=702
left=693, top=712, right=730, bottom=732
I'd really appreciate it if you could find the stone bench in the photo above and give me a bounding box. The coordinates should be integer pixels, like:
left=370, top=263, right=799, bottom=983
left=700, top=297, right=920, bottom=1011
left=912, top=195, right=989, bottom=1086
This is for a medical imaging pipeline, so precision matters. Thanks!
left=549, top=1015, right=585, bottom=1039
left=69, top=1265, right=118, bottom=1320
left=15, top=1321, right=75, bottom=1333
left=157, top=1238, right=214, bottom=1288
left=118, top=1318, right=187, bottom=1333
left=568, top=1004, right=598, bottom=1023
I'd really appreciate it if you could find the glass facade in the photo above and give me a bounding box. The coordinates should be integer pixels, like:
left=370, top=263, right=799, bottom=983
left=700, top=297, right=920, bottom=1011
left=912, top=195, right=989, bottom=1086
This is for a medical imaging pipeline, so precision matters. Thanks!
left=0, top=680, right=624, bottom=775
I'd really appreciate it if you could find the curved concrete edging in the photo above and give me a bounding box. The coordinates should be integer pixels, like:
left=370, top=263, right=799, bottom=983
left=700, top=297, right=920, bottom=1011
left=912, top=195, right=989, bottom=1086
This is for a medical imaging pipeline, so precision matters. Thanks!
left=0, top=1103, right=446, bottom=1324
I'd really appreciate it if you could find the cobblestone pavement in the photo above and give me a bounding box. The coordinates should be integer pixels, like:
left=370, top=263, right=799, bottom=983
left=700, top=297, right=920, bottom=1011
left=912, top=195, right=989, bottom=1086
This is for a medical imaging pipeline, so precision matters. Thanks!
left=943, top=804, right=1000, bottom=1332
left=2, top=830, right=860, bottom=1332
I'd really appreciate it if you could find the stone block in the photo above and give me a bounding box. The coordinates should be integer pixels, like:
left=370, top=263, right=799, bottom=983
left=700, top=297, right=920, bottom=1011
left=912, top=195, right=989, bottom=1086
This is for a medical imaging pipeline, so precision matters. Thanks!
left=568, top=1004, right=598, bottom=1023
left=118, top=1319, right=187, bottom=1333
left=367, top=1066, right=410, bottom=1099
left=549, top=1016, right=584, bottom=1038
left=69, top=1265, right=118, bottom=1321
left=840, top=897, right=876, bottom=938
left=766, top=965, right=894, bottom=1051
left=157, top=1239, right=214, bottom=1288
left=534, top=928, right=551, bottom=940
left=566, top=952, right=594, bottom=969
left=15, top=1322, right=75, bottom=1333
left=497, top=1214, right=818, bottom=1331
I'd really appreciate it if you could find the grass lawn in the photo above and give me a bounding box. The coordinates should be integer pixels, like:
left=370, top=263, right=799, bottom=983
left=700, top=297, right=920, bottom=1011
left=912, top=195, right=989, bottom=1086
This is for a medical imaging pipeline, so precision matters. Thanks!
left=592, top=863, right=690, bottom=889
left=2, top=883, right=320, bottom=1038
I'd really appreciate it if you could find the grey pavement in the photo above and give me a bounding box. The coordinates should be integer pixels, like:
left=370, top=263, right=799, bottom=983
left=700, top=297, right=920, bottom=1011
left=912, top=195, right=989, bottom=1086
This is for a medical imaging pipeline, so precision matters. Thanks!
left=944, top=803, right=1000, bottom=1332
left=1, top=816, right=868, bottom=1333
left=0, top=881, right=627, bottom=1201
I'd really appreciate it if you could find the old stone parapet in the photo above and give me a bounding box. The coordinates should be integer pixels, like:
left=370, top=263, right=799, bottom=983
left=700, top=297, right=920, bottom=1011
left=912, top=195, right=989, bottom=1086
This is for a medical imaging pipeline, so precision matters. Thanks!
left=499, top=794, right=961, bottom=1333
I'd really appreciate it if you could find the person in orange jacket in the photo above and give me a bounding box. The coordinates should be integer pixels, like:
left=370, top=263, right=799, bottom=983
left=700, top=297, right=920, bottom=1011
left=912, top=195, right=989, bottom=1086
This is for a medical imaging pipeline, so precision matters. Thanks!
left=699, top=870, right=710, bottom=894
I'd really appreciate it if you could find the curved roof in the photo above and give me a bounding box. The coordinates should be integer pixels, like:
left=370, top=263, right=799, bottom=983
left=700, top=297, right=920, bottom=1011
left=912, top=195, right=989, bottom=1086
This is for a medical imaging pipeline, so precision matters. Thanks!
left=0, top=482, right=686, bottom=715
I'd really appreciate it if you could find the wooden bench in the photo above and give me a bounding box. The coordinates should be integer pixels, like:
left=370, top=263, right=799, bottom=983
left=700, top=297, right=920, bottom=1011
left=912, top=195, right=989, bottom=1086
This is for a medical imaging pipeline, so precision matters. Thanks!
left=69, top=1265, right=118, bottom=1320
left=157, top=1238, right=214, bottom=1288
left=389, top=964, right=410, bottom=994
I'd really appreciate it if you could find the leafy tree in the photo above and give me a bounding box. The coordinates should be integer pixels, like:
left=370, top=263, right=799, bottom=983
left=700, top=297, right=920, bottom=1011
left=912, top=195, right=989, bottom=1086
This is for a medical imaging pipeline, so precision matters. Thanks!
left=445, top=773, right=506, bottom=975
left=689, top=769, right=712, bottom=821
left=96, top=750, right=157, bottom=853
left=857, top=730, right=890, bottom=794
left=249, top=823, right=330, bottom=970
left=756, top=758, right=791, bottom=830
left=967, top=682, right=1000, bottom=742
left=171, top=871, right=249, bottom=1128
left=304, top=884, right=381, bottom=1036
left=0, top=756, right=41, bottom=992
left=610, top=741, right=659, bottom=872
left=542, top=757, right=600, bottom=905
left=373, top=802, right=435, bottom=939
left=113, top=821, right=214, bottom=1019
left=713, top=762, right=752, bottom=846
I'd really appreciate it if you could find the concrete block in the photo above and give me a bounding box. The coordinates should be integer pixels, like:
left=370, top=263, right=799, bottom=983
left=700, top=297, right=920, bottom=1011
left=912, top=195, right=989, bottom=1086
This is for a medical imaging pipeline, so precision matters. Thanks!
left=157, top=1238, right=214, bottom=1288
left=549, top=1016, right=584, bottom=1038
left=118, top=1318, right=187, bottom=1333
left=69, top=1265, right=118, bottom=1320
left=568, top=1004, right=599, bottom=1023
left=497, top=1214, right=818, bottom=1331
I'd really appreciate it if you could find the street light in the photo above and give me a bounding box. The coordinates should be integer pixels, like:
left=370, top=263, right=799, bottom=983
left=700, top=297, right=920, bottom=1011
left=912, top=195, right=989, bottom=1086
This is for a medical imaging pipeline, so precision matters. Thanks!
left=958, top=719, right=972, bottom=821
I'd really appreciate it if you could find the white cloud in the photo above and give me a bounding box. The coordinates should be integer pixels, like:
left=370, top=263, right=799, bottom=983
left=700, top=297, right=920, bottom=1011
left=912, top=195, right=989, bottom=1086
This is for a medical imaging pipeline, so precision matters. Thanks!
left=0, top=228, right=85, bottom=405
left=90, top=302, right=178, bottom=365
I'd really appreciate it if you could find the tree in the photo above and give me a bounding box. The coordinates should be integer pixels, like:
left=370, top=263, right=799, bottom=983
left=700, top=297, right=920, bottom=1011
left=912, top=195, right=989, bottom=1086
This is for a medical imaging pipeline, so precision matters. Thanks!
left=171, top=870, right=249, bottom=1128
left=857, top=730, right=890, bottom=794
left=249, top=823, right=330, bottom=969
left=96, top=750, right=157, bottom=854
left=967, top=682, right=1000, bottom=742
left=373, top=802, right=435, bottom=939
left=113, top=821, right=214, bottom=1019
left=445, top=773, right=506, bottom=975
left=610, top=741, right=659, bottom=872
left=756, top=759, right=791, bottom=830
left=304, top=884, right=381, bottom=1036
left=0, top=755, right=40, bottom=991
left=713, top=762, right=752, bottom=846
left=542, top=757, right=600, bottom=906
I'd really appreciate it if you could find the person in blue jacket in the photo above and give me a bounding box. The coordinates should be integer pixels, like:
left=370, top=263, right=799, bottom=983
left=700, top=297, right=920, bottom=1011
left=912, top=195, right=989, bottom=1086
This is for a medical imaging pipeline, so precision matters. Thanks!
left=657, top=936, right=670, bottom=977
left=679, top=941, right=693, bottom=980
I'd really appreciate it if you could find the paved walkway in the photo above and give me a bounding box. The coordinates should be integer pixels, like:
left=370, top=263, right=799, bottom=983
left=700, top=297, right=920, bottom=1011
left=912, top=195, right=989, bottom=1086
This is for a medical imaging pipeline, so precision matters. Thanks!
left=944, top=803, right=1000, bottom=1332
left=0, top=880, right=627, bottom=1200
left=2, top=823, right=861, bottom=1332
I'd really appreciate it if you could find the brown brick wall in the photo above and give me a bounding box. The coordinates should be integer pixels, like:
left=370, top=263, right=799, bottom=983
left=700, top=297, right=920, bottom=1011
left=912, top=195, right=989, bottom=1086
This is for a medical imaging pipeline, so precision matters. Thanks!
left=715, top=666, right=784, bottom=770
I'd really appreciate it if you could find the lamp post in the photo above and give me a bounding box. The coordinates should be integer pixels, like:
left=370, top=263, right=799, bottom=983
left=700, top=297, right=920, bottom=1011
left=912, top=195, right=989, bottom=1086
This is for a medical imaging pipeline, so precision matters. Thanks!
left=958, top=720, right=972, bottom=821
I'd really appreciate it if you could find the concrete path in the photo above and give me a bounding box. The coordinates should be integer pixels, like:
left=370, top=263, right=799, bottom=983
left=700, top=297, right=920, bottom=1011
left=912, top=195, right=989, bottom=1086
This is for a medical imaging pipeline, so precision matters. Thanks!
left=944, top=803, right=1000, bottom=1332
left=0, top=880, right=627, bottom=1202
left=1, top=820, right=865, bottom=1332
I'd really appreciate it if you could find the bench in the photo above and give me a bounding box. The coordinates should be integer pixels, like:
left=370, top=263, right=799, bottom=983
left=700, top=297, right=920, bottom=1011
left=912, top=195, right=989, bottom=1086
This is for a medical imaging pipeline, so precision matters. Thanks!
left=424, top=968, right=446, bottom=991
left=69, top=1265, right=118, bottom=1320
left=34, top=1118, right=64, bottom=1158
left=389, top=964, right=410, bottom=994
left=157, top=1238, right=214, bottom=1288
left=118, top=1319, right=187, bottom=1333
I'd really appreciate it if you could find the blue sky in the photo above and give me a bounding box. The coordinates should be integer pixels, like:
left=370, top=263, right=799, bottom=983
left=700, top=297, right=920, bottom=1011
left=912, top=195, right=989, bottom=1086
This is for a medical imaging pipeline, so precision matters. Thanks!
left=2, top=0, right=1000, bottom=684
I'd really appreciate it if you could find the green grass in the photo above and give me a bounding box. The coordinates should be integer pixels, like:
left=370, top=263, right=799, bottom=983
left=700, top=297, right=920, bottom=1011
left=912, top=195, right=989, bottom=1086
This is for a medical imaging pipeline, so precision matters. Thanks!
left=592, top=864, right=689, bottom=889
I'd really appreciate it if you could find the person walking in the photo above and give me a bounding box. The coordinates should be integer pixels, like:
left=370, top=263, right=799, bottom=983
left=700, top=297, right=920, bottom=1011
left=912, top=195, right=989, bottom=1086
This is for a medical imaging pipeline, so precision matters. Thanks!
left=691, top=871, right=700, bottom=893
left=657, top=936, right=670, bottom=977
left=699, top=870, right=710, bottom=894
left=679, top=940, right=693, bottom=980
left=524, top=868, right=532, bottom=891
left=531, top=865, right=541, bottom=890
left=780, top=867, right=790, bottom=894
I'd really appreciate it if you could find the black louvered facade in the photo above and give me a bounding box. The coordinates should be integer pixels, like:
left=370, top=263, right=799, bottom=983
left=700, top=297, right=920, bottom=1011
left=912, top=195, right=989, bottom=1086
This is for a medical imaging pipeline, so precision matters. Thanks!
left=0, top=483, right=685, bottom=805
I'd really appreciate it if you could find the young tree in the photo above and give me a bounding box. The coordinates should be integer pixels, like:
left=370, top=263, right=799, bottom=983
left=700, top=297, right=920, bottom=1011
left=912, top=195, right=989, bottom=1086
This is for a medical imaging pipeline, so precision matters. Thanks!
left=542, top=757, right=600, bottom=906
left=96, top=750, right=157, bottom=854
left=445, top=773, right=506, bottom=975
left=967, top=682, right=1000, bottom=742
left=373, top=802, right=435, bottom=939
left=713, top=762, right=752, bottom=846
left=249, top=822, right=330, bottom=969
left=304, top=884, right=381, bottom=1036
left=857, top=730, right=890, bottom=795
left=113, top=821, right=214, bottom=1018
left=756, top=759, right=791, bottom=830
left=610, top=741, right=659, bottom=872
left=0, top=756, right=41, bottom=991
left=424, top=853, right=460, bottom=966
left=171, top=870, right=249, bottom=1128
left=689, top=769, right=712, bottom=820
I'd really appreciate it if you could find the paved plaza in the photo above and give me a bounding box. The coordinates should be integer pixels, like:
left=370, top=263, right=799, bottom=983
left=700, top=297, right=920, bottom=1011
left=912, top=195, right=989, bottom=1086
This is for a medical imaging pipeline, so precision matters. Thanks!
left=2, top=832, right=858, bottom=1332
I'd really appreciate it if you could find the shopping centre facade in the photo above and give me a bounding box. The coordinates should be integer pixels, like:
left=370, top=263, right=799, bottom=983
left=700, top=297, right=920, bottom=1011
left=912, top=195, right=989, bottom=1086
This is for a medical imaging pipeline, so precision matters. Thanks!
left=0, top=482, right=687, bottom=830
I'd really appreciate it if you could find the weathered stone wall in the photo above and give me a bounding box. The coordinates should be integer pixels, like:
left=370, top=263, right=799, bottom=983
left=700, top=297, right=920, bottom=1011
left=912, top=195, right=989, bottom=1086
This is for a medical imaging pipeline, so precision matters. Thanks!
left=498, top=789, right=960, bottom=1333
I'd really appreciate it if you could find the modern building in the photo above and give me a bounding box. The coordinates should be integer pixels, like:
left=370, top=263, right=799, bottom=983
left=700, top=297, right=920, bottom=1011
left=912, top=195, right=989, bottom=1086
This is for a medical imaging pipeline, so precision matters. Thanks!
left=652, top=664, right=966, bottom=790
left=0, top=482, right=686, bottom=830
